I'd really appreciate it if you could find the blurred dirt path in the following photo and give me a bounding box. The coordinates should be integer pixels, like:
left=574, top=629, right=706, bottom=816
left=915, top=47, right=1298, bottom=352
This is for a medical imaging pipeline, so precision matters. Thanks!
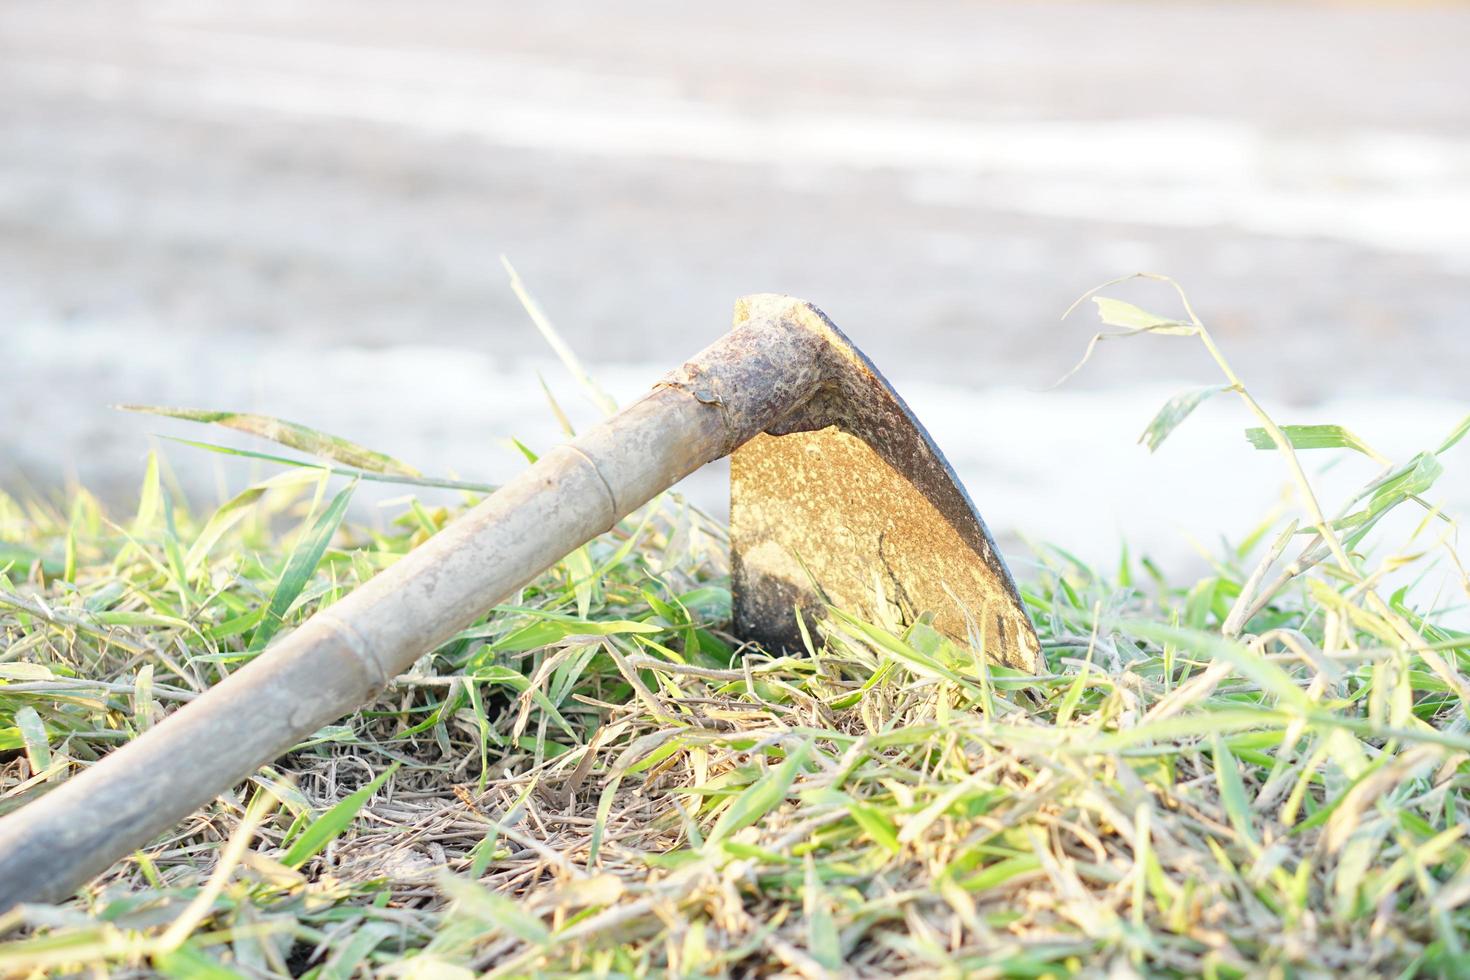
left=2, top=0, right=1468, bottom=570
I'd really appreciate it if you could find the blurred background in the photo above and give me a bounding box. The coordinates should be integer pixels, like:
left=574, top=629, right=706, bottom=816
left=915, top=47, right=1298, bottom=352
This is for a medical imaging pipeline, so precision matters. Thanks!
left=3, top=0, right=1468, bottom=578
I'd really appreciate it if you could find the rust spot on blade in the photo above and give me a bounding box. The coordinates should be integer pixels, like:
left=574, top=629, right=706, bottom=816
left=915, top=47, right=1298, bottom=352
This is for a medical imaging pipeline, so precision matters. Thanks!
left=730, top=296, right=1040, bottom=672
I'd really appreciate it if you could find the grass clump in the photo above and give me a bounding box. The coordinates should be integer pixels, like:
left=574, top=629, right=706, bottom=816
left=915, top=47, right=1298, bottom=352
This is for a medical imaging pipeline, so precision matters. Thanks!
left=2, top=280, right=1469, bottom=977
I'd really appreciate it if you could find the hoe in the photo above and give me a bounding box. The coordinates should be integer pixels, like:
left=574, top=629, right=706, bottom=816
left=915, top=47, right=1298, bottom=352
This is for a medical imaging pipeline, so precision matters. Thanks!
left=0, top=295, right=1038, bottom=911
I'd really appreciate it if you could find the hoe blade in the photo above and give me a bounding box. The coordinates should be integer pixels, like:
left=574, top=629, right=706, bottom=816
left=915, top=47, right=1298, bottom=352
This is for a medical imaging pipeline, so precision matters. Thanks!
left=729, top=297, right=1040, bottom=671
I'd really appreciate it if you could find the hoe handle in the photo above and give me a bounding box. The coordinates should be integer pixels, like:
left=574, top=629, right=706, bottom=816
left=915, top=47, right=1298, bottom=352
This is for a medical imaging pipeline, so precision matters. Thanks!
left=0, top=297, right=828, bottom=912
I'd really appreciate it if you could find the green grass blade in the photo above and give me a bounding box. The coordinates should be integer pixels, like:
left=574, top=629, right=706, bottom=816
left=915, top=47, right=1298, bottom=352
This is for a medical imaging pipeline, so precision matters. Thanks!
left=1243, top=424, right=1384, bottom=461
left=1092, top=297, right=1192, bottom=331
left=119, top=405, right=419, bottom=476
left=161, top=437, right=496, bottom=494
left=439, top=875, right=550, bottom=946
left=1211, top=733, right=1259, bottom=849
left=1139, top=385, right=1231, bottom=452
left=14, top=707, right=50, bottom=775
left=250, top=481, right=356, bottom=651
left=706, top=739, right=810, bottom=848
left=283, top=762, right=400, bottom=868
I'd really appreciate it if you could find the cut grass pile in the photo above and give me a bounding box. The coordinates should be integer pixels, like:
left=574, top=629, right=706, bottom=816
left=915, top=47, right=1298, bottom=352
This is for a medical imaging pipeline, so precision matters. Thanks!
left=2, top=280, right=1469, bottom=977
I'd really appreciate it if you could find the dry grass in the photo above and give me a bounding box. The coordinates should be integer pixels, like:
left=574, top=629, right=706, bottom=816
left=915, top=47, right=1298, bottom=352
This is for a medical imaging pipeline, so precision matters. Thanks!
left=2, top=281, right=1469, bottom=977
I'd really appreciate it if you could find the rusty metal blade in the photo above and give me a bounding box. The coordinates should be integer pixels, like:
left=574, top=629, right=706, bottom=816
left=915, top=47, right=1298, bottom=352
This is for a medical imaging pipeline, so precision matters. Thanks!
left=729, top=297, right=1040, bottom=671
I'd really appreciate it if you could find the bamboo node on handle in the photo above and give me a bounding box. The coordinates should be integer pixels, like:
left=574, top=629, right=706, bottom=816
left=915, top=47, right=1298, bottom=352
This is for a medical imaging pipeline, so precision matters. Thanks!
left=312, top=610, right=391, bottom=692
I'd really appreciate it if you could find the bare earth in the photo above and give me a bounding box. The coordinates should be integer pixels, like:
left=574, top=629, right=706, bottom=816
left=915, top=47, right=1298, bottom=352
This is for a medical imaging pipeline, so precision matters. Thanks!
left=3, top=0, right=1468, bottom=570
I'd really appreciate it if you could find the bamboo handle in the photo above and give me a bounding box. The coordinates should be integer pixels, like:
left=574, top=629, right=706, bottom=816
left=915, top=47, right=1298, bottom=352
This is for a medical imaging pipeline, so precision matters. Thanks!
left=0, top=297, right=830, bottom=911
